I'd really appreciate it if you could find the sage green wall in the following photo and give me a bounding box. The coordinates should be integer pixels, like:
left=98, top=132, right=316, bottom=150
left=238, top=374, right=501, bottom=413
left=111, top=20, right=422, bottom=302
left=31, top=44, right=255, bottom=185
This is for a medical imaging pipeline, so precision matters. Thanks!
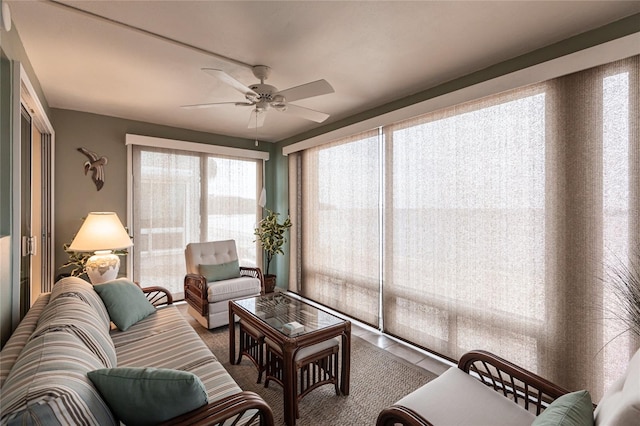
left=51, top=108, right=275, bottom=280
left=267, top=147, right=290, bottom=289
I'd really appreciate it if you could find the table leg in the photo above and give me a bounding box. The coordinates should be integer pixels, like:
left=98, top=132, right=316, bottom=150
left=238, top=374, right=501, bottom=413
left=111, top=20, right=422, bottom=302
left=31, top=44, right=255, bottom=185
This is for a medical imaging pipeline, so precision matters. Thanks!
left=229, top=303, right=236, bottom=365
left=282, top=341, right=296, bottom=426
left=341, top=323, right=351, bottom=395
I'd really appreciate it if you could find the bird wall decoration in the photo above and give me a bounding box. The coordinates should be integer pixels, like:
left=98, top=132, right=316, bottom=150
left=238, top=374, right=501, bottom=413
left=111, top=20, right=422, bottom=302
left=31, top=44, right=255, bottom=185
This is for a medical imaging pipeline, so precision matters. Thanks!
left=77, top=147, right=108, bottom=191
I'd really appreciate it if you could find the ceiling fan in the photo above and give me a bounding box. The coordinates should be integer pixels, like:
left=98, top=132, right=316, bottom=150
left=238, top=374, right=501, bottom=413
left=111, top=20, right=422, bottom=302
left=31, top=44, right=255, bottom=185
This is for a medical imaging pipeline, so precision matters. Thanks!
left=182, top=65, right=334, bottom=128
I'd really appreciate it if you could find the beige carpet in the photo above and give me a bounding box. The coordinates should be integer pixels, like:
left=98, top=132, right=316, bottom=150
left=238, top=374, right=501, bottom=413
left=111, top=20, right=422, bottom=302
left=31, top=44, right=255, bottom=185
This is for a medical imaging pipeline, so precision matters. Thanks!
left=178, top=303, right=437, bottom=426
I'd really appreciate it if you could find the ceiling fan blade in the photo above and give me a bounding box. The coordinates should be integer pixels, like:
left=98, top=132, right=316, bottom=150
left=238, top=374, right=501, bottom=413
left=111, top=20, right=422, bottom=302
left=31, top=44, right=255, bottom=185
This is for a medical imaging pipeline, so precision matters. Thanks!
left=202, top=68, right=258, bottom=100
left=276, top=79, right=334, bottom=102
left=180, top=101, right=249, bottom=109
left=248, top=109, right=266, bottom=128
left=282, top=104, right=330, bottom=123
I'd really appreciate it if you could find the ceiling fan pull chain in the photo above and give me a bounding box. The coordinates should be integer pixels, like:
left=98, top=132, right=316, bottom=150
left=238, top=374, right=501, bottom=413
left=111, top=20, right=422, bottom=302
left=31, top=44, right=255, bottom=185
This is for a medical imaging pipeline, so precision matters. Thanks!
left=255, top=110, right=259, bottom=146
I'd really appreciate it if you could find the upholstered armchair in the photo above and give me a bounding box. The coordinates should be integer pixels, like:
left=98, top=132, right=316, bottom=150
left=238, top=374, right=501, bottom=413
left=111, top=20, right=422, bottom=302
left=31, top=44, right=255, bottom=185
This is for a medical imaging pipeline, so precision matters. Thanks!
left=377, top=347, right=640, bottom=426
left=184, top=240, right=263, bottom=329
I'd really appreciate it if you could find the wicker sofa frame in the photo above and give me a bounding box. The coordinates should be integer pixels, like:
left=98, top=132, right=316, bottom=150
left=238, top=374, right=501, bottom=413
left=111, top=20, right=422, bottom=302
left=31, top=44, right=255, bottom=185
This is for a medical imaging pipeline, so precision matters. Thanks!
left=141, top=285, right=274, bottom=426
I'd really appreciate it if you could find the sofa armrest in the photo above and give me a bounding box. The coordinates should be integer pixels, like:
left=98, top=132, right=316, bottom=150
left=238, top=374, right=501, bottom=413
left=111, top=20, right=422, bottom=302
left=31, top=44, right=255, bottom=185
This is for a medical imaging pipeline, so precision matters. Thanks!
left=185, top=273, right=208, bottom=316
left=142, top=286, right=173, bottom=307
left=458, top=350, right=570, bottom=415
left=240, top=266, right=264, bottom=294
left=161, top=390, right=274, bottom=426
left=376, top=405, right=434, bottom=426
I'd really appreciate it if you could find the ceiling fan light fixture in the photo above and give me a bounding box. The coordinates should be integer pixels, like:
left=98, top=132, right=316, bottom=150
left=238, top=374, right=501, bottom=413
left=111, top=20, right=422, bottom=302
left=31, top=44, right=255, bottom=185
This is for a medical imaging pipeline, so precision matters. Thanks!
left=256, top=99, right=270, bottom=111
left=271, top=94, right=287, bottom=110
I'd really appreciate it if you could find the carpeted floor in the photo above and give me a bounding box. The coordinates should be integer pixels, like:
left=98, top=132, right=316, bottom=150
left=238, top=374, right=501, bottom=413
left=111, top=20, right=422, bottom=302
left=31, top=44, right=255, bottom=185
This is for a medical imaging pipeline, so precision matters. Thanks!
left=178, top=304, right=437, bottom=426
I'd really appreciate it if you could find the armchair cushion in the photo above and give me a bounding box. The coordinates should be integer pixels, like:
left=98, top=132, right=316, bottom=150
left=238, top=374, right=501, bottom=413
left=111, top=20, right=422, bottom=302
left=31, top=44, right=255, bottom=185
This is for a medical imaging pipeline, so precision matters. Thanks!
left=88, top=367, right=207, bottom=426
left=394, top=366, right=535, bottom=425
left=532, top=390, right=594, bottom=426
left=94, top=279, right=156, bottom=331
left=200, top=259, right=241, bottom=282
left=206, top=276, right=262, bottom=303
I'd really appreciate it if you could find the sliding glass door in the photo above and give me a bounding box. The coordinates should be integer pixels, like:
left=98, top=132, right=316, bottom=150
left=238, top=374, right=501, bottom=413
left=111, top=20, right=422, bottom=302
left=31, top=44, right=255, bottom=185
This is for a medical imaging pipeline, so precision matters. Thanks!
left=130, top=144, right=261, bottom=299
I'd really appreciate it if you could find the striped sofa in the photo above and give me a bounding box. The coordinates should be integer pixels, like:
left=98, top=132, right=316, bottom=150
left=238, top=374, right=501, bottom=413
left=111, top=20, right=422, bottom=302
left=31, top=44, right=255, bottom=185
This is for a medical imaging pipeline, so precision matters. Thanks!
left=0, top=277, right=274, bottom=425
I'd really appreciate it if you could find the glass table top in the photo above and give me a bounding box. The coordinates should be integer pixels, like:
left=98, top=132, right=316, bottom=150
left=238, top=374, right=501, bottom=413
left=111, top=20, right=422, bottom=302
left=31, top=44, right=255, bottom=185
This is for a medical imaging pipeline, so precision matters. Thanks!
left=234, top=293, right=346, bottom=336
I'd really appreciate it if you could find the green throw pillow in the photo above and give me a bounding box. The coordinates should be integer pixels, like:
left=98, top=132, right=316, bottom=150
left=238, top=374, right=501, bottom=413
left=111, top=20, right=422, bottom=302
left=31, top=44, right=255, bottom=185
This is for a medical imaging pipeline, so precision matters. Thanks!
left=533, top=390, right=594, bottom=426
left=88, top=367, right=208, bottom=426
left=93, top=279, right=156, bottom=331
left=199, top=259, right=241, bottom=282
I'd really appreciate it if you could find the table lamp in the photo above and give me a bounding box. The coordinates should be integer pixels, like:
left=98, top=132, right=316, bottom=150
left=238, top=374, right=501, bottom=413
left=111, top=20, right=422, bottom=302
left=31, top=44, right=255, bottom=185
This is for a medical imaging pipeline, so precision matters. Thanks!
left=69, top=212, right=133, bottom=284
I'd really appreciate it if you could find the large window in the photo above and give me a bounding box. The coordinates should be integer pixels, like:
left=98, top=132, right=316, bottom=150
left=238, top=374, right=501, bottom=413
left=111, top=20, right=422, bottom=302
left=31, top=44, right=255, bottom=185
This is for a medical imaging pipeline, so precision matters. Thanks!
left=128, top=137, right=264, bottom=298
left=294, top=130, right=381, bottom=326
left=290, top=56, right=639, bottom=401
left=384, top=87, right=546, bottom=369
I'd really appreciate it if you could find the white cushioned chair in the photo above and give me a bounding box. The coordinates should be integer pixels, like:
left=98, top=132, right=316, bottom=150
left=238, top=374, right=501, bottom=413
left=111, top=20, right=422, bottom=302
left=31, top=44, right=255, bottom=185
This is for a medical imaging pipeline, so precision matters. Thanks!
left=377, top=347, right=640, bottom=426
left=184, top=240, right=263, bottom=329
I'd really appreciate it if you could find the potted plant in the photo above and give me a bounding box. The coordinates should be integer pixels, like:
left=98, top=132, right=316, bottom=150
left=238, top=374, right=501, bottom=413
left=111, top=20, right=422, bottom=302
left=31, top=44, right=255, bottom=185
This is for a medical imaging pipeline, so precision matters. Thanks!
left=254, top=209, right=292, bottom=293
left=59, top=243, right=93, bottom=279
left=605, top=249, right=640, bottom=340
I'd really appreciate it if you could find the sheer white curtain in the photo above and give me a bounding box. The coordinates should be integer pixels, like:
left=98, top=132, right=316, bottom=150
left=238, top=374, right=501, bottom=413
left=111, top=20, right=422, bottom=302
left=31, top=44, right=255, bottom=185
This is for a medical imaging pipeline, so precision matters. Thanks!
left=131, top=145, right=261, bottom=298
left=383, top=85, right=547, bottom=372
left=384, top=57, right=639, bottom=399
left=292, top=56, right=639, bottom=401
left=602, top=69, right=635, bottom=392
left=293, top=130, right=381, bottom=326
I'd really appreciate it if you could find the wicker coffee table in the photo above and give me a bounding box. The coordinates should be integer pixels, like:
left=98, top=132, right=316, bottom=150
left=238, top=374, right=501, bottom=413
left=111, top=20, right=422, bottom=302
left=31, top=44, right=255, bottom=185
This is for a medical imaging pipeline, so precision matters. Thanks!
left=229, top=293, right=351, bottom=426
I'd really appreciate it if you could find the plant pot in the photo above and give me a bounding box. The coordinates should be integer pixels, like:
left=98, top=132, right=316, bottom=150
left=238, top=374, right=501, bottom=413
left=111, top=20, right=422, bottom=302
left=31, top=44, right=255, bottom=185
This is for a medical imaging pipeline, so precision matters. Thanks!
left=264, top=274, right=277, bottom=293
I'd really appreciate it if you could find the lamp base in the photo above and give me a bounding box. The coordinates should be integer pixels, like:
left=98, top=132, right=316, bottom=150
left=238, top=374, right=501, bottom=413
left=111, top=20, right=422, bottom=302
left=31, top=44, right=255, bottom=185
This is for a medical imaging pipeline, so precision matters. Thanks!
left=86, top=250, right=120, bottom=285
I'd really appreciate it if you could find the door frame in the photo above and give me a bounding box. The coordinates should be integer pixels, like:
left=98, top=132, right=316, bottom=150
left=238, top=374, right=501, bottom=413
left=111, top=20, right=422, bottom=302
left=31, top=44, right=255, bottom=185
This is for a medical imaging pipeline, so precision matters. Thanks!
left=11, top=63, right=55, bottom=328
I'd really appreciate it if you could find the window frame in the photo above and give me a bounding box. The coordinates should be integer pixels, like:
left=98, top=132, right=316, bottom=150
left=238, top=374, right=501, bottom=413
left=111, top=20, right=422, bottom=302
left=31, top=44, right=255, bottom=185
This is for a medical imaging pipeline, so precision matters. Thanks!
left=126, top=134, right=268, bottom=297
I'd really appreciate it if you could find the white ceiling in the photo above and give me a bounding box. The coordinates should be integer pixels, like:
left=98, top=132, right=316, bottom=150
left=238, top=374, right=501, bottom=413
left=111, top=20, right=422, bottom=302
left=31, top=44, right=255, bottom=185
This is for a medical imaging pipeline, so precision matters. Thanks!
left=7, top=0, right=640, bottom=143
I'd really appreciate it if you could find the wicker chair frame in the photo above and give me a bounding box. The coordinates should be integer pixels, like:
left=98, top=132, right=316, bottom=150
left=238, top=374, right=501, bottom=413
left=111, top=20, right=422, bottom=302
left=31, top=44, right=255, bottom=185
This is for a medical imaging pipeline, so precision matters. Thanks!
left=376, top=349, right=571, bottom=426
left=185, top=267, right=264, bottom=317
